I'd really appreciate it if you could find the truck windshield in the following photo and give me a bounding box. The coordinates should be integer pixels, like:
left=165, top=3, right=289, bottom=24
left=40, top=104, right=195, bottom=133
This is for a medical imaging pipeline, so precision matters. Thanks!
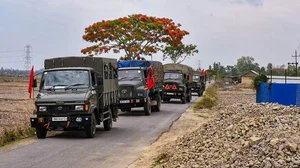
left=41, top=70, right=90, bottom=90
left=164, top=72, right=183, bottom=80
left=118, top=70, right=143, bottom=81
left=193, top=75, right=200, bottom=82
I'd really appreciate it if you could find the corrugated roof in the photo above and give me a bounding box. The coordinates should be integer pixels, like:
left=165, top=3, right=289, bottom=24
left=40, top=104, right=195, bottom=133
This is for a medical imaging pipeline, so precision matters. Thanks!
left=241, top=70, right=259, bottom=77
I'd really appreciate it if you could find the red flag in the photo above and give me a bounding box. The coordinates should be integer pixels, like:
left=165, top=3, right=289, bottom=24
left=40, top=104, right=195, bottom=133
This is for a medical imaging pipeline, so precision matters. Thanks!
left=147, top=66, right=155, bottom=89
left=201, top=69, right=205, bottom=76
left=28, top=66, right=34, bottom=99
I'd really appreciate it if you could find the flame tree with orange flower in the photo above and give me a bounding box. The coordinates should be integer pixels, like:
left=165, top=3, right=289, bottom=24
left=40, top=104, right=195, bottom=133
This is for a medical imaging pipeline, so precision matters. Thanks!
left=81, top=14, right=189, bottom=60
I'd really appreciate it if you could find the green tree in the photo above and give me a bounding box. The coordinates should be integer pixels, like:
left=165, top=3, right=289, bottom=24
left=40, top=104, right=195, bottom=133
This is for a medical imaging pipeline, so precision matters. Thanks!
left=272, top=65, right=285, bottom=76
left=260, top=67, right=266, bottom=75
left=236, top=56, right=256, bottom=74
left=162, top=44, right=198, bottom=63
left=225, top=65, right=239, bottom=76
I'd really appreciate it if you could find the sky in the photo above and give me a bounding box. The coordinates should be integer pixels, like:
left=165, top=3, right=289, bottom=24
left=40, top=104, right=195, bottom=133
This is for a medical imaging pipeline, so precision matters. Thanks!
left=1, top=0, right=300, bottom=70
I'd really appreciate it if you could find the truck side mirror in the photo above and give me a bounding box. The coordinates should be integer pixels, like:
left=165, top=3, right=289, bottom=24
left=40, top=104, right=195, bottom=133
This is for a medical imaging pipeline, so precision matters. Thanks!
left=33, top=79, right=37, bottom=88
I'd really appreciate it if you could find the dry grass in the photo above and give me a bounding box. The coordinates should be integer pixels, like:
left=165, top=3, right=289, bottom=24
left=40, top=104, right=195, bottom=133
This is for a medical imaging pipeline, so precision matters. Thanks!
left=0, top=76, right=36, bottom=146
left=193, top=84, right=218, bottom=110
left=237, top=83, right=255, bottom=89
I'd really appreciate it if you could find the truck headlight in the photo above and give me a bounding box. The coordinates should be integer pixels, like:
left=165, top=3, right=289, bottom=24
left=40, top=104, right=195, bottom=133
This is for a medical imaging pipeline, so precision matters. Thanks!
left=75, top=105, right=84, bottom=111
left=137, top=93, right=144, bottom=97
left=39, top=106, right=47, bottom=112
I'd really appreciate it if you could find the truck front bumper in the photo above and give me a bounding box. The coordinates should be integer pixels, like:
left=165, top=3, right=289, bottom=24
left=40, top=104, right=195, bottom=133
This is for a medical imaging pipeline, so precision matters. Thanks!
left=191, top=87, right=201, bottom=92
left=117, top=98, right=147, bottom=108
left=30, top=115, right=92, bottom=130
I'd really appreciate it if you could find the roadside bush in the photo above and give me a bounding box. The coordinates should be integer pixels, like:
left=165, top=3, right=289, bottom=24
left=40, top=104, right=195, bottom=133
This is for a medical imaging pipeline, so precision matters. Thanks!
left=252, top=74, right=268, bottom=90
left=0, top=124, right=35, bottom=146
left=193, top=84, right=218, bottom=110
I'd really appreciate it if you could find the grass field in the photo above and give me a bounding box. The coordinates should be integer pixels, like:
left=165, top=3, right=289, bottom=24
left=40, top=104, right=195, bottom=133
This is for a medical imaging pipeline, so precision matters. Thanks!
left=0, top=76, right=38, bottom=145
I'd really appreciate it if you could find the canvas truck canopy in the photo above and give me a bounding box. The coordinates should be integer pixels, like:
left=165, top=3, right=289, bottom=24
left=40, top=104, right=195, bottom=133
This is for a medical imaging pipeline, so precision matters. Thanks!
left=163, top=63, right=193, bottom=83
left=44, top=56, right=118, bottom=92
left=118, top=60, right=164, bottom=84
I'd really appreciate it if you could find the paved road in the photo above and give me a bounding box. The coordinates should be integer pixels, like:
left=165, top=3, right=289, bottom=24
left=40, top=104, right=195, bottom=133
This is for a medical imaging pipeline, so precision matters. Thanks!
left=0, top=96, right=197, bottom=168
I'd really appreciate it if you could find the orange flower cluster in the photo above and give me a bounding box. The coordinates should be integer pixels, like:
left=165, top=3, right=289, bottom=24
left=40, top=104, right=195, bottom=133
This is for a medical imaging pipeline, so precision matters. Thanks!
left=81, top=14, right=190, bottom=59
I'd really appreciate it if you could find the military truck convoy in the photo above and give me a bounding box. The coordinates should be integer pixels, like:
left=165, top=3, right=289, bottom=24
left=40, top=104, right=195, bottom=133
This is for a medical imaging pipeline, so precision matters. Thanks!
left=30, top=56, right=119, bottom=138
left=29, top=56, right=206, bottom=138
left=117, top=60, right=164, bottom=115
left=163, top=63, right=193, bottom=104
left=191, top=70, right=206, bottom=97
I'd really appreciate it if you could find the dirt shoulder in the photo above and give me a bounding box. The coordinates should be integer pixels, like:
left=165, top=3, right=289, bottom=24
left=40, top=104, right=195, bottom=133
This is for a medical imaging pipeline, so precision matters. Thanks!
left=128, top=98, right=218, bottom=168
left=128, top=88, right=255, bottom=168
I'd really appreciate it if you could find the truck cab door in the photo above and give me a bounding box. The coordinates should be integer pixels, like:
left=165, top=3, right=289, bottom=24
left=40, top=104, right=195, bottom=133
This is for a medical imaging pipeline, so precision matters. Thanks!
left=90, top=71, right=99, bottom=108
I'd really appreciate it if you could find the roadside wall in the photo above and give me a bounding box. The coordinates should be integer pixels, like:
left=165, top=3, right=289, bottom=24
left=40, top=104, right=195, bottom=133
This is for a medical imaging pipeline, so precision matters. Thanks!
left=256, top=83, right=299, bottom=106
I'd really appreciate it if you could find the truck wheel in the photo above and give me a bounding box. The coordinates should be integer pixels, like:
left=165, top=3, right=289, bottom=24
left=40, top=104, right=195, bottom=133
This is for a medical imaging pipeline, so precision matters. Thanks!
left=187, top=94, right=191, bottom=102
left=103, top=109, right=113, bottom=131
left=144, top=97, right=151, bottom=115
left=153, top=95, right=161, bottom=112
left=36, top=126, right=47, bottom=139
left=85, top=113, right=96, bottom=138
left=181, top=96, right=187, bottom=104
left=163, top=98, right=170, bottom=102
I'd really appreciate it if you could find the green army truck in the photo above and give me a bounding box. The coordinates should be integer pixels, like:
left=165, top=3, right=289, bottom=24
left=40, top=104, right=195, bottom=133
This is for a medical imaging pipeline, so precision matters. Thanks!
left=163, top=63, right=193, bottom=104
left=30, top=56, right=119, bottom=138
left=117, top=60, right=164, bottom=115
left=191, top=70, right=206, bottom=97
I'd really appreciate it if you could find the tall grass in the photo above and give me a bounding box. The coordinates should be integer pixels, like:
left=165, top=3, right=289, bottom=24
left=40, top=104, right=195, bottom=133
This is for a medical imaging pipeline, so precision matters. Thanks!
left=193, top=84, right=218, bottom=110
left=0, top=125, right=35, bottom=146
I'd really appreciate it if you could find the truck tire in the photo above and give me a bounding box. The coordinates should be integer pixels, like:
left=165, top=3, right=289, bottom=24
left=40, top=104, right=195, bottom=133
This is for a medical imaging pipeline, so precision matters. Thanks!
left=181, top=95, right=187, bottom=104
left=85, top=113, right=96, bottom=138
left=36, top=126, right=47, bottom=139
left=187, top=96, right=191, bottom=102
left=103, top=109, right=113, bottom=131
left=163, top=98, right=170, bottom=102
left=144, top=97, right=151, bottom=115
left=153, top=95, right=161, bottom=112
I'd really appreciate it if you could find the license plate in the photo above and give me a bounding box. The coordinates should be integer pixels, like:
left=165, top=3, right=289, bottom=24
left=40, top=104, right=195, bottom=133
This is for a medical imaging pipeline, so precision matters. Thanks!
left=166, top=92, right=174, bottom=95
left=52, top=117, right=68, bottom=121
left=120, top=100, right=130, bottom=104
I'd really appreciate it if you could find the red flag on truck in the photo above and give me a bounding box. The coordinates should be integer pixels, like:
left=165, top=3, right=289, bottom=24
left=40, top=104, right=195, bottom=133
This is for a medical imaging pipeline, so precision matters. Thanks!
left=201, top=69, right=205, bottom=76
left=28, top=66, right=34, bottom=99
left=147, top=66, right=155, bottom=89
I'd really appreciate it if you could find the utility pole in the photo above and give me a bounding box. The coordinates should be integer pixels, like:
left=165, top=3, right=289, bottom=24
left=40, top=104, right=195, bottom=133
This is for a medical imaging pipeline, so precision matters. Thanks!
left=24, top=44, right=32, bottom=70
left=292, top=49, right=300, bottom=76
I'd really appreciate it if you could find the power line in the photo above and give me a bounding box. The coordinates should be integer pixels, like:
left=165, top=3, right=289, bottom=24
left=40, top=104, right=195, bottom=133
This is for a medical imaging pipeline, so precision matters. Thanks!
left=0, top=50, right=23, bottom=53
left=0, top=55, right=24, bottom=58
left=0, top=61, right=24, bottom=63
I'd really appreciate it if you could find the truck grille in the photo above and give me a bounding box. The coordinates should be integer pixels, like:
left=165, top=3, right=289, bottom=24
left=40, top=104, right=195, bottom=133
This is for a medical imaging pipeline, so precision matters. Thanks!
left=47, top=105, right=73, bottom=114
left=119, top=86, right=133, bottom=98
left=192, top=82, right=198, bottom=87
